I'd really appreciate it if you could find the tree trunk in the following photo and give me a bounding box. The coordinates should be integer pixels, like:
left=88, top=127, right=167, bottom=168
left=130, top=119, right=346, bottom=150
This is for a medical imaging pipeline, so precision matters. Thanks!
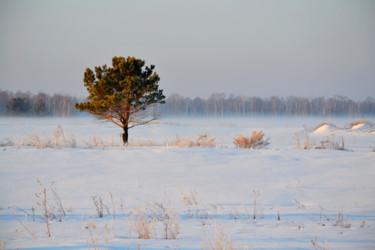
left=122, top=125, right=129, bottom=145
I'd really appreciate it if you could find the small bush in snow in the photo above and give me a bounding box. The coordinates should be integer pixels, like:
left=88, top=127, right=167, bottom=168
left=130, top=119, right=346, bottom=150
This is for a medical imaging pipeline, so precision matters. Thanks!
left=233, top=131, right=269, bottom=149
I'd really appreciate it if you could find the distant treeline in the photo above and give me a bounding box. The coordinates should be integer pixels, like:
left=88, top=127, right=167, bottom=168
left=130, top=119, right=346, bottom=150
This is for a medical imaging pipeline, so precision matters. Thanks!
left=0, top=90, right=79, bottom=116
left=0, top=90, right=374, bottom=117
left=159, top=93, right=375, bottom=116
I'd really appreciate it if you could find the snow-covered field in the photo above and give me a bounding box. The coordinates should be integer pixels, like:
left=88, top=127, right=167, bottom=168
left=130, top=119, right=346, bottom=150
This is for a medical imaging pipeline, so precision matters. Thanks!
left=0, top=116, right=374, bottom=249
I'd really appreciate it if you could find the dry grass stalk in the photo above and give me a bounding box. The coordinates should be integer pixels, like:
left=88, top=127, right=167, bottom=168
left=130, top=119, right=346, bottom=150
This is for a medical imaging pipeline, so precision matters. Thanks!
left=86, top=135, right=104, bottom=148
left=86, top=220, right=99, bottom=249
left=151, top=202, right=180, bottom=240
left=49, top=185, right=66, bottom=222
left=109, top=192, right=116, bottom=220
left=252, top=190, right=260, bottom=220
left=360, top=218, right=366, bottom=227
left=303, top=125, right=312, bottom=149
left=129, top=202, right=180, bottom=240
left=180, top=189, right=199, bottom=218
left=233, top=131, right=269, bottom=149
left=13, top=125, right=76, bottom=148
left=92, top=196, right=104, bottom=218
left=127, top=139, right=159, bottom=147
left=16, top=218, right=38, bottom=239
left=0, top=240, right=5, bottom=250
left=315, top=134, right=347, bottom=151
left=107, top=136, right=117, bottom=147
left=180, top=189, right=198, bottom=207
left=294, top=199, right=306, bottom=230
left=295, top=125, right=313, bottom=149
left=34, top=178, right=66, bottom=236
left=36, top=187, right=51, bottom=237
left=311, top=237, right=330, bottom=250
left=173, top=134, right=215, bottom=147
left=129, top=206, right=156, bottom=239
left=204, top=224, right=234, bottom=250
left=35, top=178, right=67, bottom=237
left=334, top=209, right=351, bottom=228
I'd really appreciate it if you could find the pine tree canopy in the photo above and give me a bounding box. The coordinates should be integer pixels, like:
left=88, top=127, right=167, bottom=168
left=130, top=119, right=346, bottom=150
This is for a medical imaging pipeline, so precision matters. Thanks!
left=75, top=56, right=165, bottom=144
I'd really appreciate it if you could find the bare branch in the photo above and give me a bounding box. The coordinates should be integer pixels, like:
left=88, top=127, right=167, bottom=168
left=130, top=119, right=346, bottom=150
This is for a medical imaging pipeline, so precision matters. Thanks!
left=128, top=117, right=158, bottom=129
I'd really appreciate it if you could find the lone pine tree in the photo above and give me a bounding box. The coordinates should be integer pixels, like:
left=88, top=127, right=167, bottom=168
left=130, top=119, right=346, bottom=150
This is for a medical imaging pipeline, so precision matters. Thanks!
left=75, top=56, right=165, bottom=144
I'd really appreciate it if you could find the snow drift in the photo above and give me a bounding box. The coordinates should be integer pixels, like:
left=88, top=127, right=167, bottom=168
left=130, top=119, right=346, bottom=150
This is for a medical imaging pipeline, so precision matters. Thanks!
left=312, top=123, right=337, bottom=134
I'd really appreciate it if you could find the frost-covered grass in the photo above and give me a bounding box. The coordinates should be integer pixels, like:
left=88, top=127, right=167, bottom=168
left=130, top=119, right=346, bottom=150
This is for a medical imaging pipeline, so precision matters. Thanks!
left=0, top=116, right=374, bottom=249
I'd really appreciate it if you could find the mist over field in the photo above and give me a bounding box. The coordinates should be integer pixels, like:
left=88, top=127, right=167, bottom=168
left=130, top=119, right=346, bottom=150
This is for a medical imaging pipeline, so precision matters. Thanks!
left=1, top=90, right=375, bottom=118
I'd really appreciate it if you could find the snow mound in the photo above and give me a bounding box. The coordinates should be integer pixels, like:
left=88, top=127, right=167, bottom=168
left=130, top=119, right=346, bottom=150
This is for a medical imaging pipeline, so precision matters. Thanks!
left=312, top=123, right=337, bottom=134
left=351, top=122, right=373, bottom=131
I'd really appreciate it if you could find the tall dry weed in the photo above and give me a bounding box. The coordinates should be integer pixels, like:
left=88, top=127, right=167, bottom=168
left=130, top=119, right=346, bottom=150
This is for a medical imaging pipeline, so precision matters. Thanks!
left=151, top=202, right=180, bottom=239
left=129, top=206, right=156, bottom=239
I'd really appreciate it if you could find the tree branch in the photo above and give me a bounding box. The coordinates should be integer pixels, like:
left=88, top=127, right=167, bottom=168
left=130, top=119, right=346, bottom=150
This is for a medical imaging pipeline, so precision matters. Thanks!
left=128, top=117, right=158, bottom=129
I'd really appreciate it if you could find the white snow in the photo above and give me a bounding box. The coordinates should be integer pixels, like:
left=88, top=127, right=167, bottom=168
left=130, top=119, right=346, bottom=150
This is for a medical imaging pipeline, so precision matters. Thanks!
left=0, top=116, right=375, bottom=249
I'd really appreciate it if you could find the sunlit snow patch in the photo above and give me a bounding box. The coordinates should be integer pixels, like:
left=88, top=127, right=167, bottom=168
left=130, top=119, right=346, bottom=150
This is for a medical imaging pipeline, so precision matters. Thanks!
left=350, top=121, right=374, bottom=132
left=312, top=123, right=337, bottom=134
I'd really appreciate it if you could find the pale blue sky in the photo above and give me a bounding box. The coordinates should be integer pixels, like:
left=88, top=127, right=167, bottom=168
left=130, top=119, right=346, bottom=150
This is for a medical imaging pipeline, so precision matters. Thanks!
left=0, top=0, right=374, bottom=100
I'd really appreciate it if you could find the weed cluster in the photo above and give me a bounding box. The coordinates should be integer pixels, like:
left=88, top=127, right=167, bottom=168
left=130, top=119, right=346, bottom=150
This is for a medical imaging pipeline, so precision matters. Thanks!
left=20, top=125, right=77, bottom=148
left=315, top=134, right=347, bottom=150
left=180, top=189, right=209, bottom=219
left=172, top=134, right=216, bottom=147
left=128, top=202, right=180, bottom=240
left=233, top=131, right=270, bottom=149
left=150, top=202, right=180, bottom=240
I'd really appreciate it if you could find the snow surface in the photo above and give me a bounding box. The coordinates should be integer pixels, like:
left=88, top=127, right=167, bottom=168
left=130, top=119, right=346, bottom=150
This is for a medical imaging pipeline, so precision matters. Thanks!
left=0, top=116, right=375, bottom=249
